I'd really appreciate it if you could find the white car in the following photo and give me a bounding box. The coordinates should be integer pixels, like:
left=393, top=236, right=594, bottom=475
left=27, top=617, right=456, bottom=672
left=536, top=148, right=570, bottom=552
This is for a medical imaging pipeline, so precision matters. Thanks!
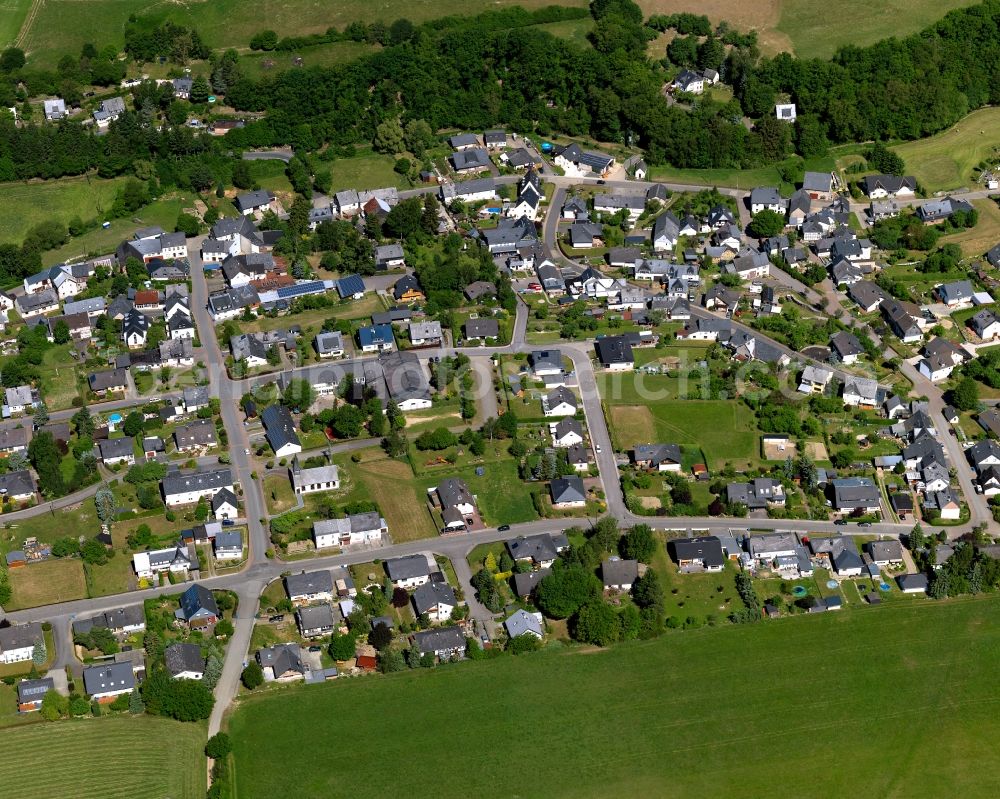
left=244, top=448, right=250, bottom=455
left=595, top=444, right=602, bottom=453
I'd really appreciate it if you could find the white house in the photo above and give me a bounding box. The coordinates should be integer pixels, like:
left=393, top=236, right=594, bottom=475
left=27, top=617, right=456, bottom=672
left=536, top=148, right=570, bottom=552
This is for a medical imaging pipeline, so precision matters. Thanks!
left=385, top=554, right=434, bottom=589
left=542, top=386, right=577, bottom=417
left=290, top=461, right=340, bottom=495
left=161, top=469, right=234, bottom=506
left=411, top=581, right=457, bottom=622
left=313, top=511, right=387, bottom=548
left=550, top=418, right=584, bottom=448
left=132, top=543, right=194, bottom=579
left=83, top=663, right=135, bottom=702
left=0, top=623, right=43, bottom=664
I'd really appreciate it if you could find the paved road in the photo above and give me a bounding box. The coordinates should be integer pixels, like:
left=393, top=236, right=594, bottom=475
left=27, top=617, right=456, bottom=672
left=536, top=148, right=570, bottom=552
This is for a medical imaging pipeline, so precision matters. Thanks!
left=241, top=150, right=294, bottom=163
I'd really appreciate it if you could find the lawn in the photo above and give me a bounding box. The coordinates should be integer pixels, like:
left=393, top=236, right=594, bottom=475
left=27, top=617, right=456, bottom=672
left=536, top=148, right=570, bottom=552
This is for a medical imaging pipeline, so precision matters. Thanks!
left=354, top=456, right=438, bottom=541
left=0, top=0, right=32, bottom=48
left=0, top=176, right=127, bottom=249
left=413, top=458, right=538, bottom=528
left=892, top=107, right=1000, bottom=192
left=230, top=593, right=1000, bottom=798
left=245, top=159, right=293, bottom=193
left=241, top=40, right=376, bottom=76
left=263, top=472, right=297, bottom=515
left=37, top=345, right=83, bottom=410
left=939, top=199, right=1000, bottom=257
left=0, top=716, right=206, bottom=799
left=649, top=155, right=834, bottom=192
left=327, top=149, right=409, bottom=193
left=5, top=557, right=87, bottom=609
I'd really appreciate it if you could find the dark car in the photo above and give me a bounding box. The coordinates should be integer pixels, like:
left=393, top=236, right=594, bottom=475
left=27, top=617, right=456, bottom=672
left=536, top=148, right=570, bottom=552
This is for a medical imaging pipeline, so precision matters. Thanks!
left=834, top=519, right=848, bottom=526
left=221, top=519, right=235, bottom=527
left=498, top=524, right=511, bottom=532
left=596, top=179, right=606, bottom=185
left=858, top=522, right=872, bottom=528
left=308, top=646, right=322, bottom=652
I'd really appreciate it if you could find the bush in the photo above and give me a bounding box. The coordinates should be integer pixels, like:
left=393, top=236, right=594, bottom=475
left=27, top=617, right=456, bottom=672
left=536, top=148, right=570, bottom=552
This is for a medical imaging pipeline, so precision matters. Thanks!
left=206, top=733, right=232, bottom=760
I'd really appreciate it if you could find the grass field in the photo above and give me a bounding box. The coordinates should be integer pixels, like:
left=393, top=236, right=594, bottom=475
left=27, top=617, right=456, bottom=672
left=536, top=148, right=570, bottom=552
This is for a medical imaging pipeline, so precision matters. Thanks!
left=6, top=557, right=87, bottom=609
left=650, top=155, right=834, bottom=192
left=354, top=456, right=438, bottom=541
left=775, top=0, right=977, bottom=59
left=939, top=198, right=1000, bottom=257
left=18, top=0, right=588, bottom=69
left=328, top=149, right=409, bottom=193
left=0, top=176, right=126, bottom=248
left=0, top=0, right=32, bottom=48
left=892, top=107, right=1000, bottom=193
left=0, top=716, right=205, bottom=799
left=38, top=346, right=83, bottom=410
left=230, top=593, right=1000, bottom=798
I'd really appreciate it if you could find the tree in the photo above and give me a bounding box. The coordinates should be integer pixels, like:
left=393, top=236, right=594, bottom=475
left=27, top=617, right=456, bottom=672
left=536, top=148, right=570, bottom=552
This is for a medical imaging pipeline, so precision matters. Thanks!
left=328, top=633, right=356, bottom=661
left=141, top=671, right=214, bottom=721
left=32, top=637, right=47, bottom=666
left=592, top=516, right=619, bottom=553
left=573, top=601, right=620, bottom=646
left=176, top=212, right=200, bottom=236
left=241, top=662, right=264, bottom=689
left=28, top=432, right=65, bottom=497
left=403, top=119, right=434, bottom=157
left=72, top=405, right=94, bottom=437
left=631, top=569, right=664, bottom=611
left=0, top=47, right=26, bottom=72
left=189, top=74, right=210, bottom=104
left=369, top=621, right=393, bottom=651
left=128, top=689, right=145, bottom=715
left=535, top=567, right=602, bottom=619
left=747, top=210, right=787, bottom=239
left=949, top=377, right=980, bottom=412
left=214, top=619, right=234, bottom=637
left=203, top=654, right=223, bottom=689
left=41, top=689, right=68, bottom=721
left=122, top=410, right=144, bottom=437
left=391, top=587, right=409, bottom=608
left=415, top=427, right=458, bottom=451
left=205, top=733, right=232, bottom=760
left=282, top=379, right=316, bottom=412
left=378, top=648, right=406, bottom=673
left=619, top=524, right=655, bottom=562
left=32, top=402, right=49, bottom=428
left=373, top=118, right=405, bottom=154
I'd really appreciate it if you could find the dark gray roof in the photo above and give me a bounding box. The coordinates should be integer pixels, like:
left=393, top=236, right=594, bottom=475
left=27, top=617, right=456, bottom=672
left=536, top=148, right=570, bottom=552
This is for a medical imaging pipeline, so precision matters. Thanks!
left=257, top=643, right=304, bottom=676
left=83, top=662, right=135, bottom=695
left=233, top=190, right=275, bottom=213
left=73, top=605, right=145, bottom=635
left=164, top=642, right=204, bottom=677
left=412, top=581, right=457, bottom=615
left=177, top=583, right=219, bottom=621
left=670, top=536, right=725, bottom=568
left=161, top=468, right=233, bottom=498
left=550, top=475, right=586, bottom=504
left=381, top=351, right=431, bottom=404
left=0, top=469, right=35, bottom=497
left=285, top=570, right=333, bottom=597
left=595, top=335, right=634, bottom=366
left=513, top=568, right=550, bottom=597
left=297, top=604, right=335, bottom=632
left=506, top=534, right=560, bottom=563
left=17, top=677, right=54, bottom=702
left=413, top=626, right=466, bottom=655
left=602, top=558, right=638, bottom=586
left=98, top=436, right=135, bottom=460
left=0, top=622, right=43, bottom=653
left=262, top=404, right=301, bottom=451
left=174, top=419, right=217, bottom=449
left=386, top=554, right=432, bottom=581
left=464, top=318, right=500, bottom=339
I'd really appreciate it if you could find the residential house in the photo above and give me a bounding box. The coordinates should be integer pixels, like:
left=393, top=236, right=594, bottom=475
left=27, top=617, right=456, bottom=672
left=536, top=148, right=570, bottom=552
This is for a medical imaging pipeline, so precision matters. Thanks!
left=261, top=404, right=302, bottom=458
left=862, top=174, right=916, bottom=199
left=0, top=623, right=44, bottom=664
left=775, top=103, right=796, bottom=122
left=296, top=605, right=335, bottom=638
left=594, top=335, right=634, bottom=371
left=412, top=627, right=466, bottom=660
left=918, top=337, right=968, bottom=382
left=17, top=677, right=54, bottom=712
left=285, top=570, right=334, bottom=605
left=506, top=534, right=567, bottom=568
left=542, top=386, right=577, bottom=417
left=0, top=426, right=28, bottom=458
left=925, top=487, right=962, bottom=520
left=382, top=350, right=433, bottom=411
left=97, top=436, right=135, bottom=466
left=92, top=96, right=126, bottom=128
left=670, top=536, right=725, bottom=572
left=174, top=584, right=219, bottom=629
left=916, top=196, right=973, bottom=224
left=290, top=458, right=340, bottom=495
left=16, top=289, right=59, bottom=319
left=936, top=280, right=975, bottom=307
left=550, top=475, right=587, bottom=508
left=550, top=417, right=584, bottom=448
left=440, top=177, right=497, bottom=205
left=726, top=478, right=786, bottom=510
left=463, top=318, right=500, bottom=341
left=866, top=540, right=904, bottom=567
left=750, top=187, right=786, bottom=215
left=43, top=98, right=66, bottom=121
left=173, top=419, right=217, bottom=453
left=313, top=511, right=387, bottom=548
left=830, top=331, right=865, bottom=364
left=798, top=365, right=834, bottom=394
left=830, top=477, right=882, bottom=515
left=0, top=470, right=36, bottom=503
left=870, top=200, right=901, bottom=221
left=433, top=478, right=477, bottom=531
left=385, top=554, right=434, bottom=589
left=970, top=309, right=1000, bottom=340
left=212, top=488, right=239, bottom=521
left=602, top=558, right=638, bottom=591
left=504, top=609, right=543, bottom=639
left=847, top=282, right=887, bottom=313
left=161, top=468, right=234, bottom=506
left=810, top=536, right=864, bottom=576
left=552, top=143, right=614, bottom=178
left=651, top=212, right=680, bottom=252
left=314, top=331, right=345, bottom=358
left=375, top=244, right=405, bottom=270
left=448, top=133, right=479, bottom=150
left=358, top=323, right=396, bottom=353
left=164, top=643, right=205, bottom=680
left=412, top=581, right=457, bottom=622
left=409, top=321, right=443, bottom=347
left=803, top=171, right=834, bottom=201
left=842, top=377, right=882, bottom=408
left=632, top=443, right=682, bottom=472
left=83, top=663, right=135, bottom=701
left=897, top=573, right=929, bottom=594
left=132, top=544, right=192, bottom=586
left=213, top=530, right=243, bottom=560
left=233, top=190, right=276, bottom=217
left=257, top=644, right=306, bottom=681
left=117, top=228, right=187, bottom=265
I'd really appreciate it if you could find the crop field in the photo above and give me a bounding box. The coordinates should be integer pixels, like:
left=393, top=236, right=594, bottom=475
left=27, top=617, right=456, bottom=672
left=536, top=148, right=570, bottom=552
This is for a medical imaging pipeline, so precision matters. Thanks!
left=230, top=593, right=1000, bottom=798
left=0, top=716, right=206, bottom=799
left=0, top=0, right=32, bottom=48
left=892, top=107, right=1000, bottom=193
left=0, top=176, right=126, bottom=249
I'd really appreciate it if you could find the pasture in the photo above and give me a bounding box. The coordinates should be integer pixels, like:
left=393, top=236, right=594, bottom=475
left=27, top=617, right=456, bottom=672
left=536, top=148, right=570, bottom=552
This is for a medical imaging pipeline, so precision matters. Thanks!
left=0, top=716, right=206, bottom=799
left=16, top=0, right=588, bottom=69
left=0, top=0, right=32, bottom=48
left=892, top=107, right=1000, bottom=192
left=0, top=176, right=126, bottom=249
left=229, top=593, right=1000, bottom=798
left=940, top=198, right=1000, bottom=257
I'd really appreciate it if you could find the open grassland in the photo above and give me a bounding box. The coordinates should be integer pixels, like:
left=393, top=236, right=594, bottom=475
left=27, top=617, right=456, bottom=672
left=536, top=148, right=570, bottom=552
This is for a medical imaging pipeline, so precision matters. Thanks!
left=6, top=557, right=87, bottom=609
left=940, top=198, right=1000, bottom=257
left=775, top=0, right=977, bottom=59
left=0, top=176, right=126, bottom=248
left=0, top=716, right=206, bottom=799
left=892, top=107, right=1000, bottom=193
left=18, top=0, right=588, bottom=69
left=230, top=594, right=1000, bottom=798
left=0, top=0, right=32, bottom=48
left=355, top=456, right=438, bottom=541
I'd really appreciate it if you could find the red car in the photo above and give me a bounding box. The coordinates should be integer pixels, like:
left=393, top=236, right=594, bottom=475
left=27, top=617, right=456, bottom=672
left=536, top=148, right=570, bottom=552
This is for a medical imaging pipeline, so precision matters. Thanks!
left=527, top=283, right=542, bottom=292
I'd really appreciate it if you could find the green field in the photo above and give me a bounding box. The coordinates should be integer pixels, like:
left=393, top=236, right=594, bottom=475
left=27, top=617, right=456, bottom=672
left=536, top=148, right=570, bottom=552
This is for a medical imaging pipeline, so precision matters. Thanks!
left=775, top=0, right=977, bottom=58
left=0, top=716, right=206, bottom=799
left=0, top=0, right=32, bottom=48
left=17, top=0, right=588, bottom=68
left=892, top=106, right=1000, bottom=192
left=230, top=593, right=1000, bottom=798
left=0, top=176, right=126, bottom=249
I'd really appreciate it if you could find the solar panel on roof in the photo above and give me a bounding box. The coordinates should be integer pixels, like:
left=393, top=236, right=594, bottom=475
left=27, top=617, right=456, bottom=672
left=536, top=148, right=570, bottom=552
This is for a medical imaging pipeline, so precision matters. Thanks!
left=276, top=281, right=327, bottom=299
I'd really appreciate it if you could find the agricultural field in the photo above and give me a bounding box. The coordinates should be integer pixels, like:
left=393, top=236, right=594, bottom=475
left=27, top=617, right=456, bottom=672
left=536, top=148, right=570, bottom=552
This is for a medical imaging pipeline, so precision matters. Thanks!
left=353, top=456, right=438, bottom=541
left=892, top=107, right=1000, bottom=193
left=939, top=198, right=1000, bottom=257
left=229, top=593, right=1000, bottom=798
left=0, top=0, right=32, bottom=49
left=0, top=716, right=206, bottom=799
left=0, top=176, right=127, bottom=249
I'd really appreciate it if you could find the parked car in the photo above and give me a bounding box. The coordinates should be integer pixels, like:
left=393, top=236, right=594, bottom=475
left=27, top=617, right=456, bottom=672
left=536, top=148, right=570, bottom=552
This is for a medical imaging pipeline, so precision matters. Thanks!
left=857, top=522, right=872, bottom=528
left=498, top=524, right=510, bottom=532
left=222, top=519, right=235, bottom=527
left=834, top=519, right=848, bottom=526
